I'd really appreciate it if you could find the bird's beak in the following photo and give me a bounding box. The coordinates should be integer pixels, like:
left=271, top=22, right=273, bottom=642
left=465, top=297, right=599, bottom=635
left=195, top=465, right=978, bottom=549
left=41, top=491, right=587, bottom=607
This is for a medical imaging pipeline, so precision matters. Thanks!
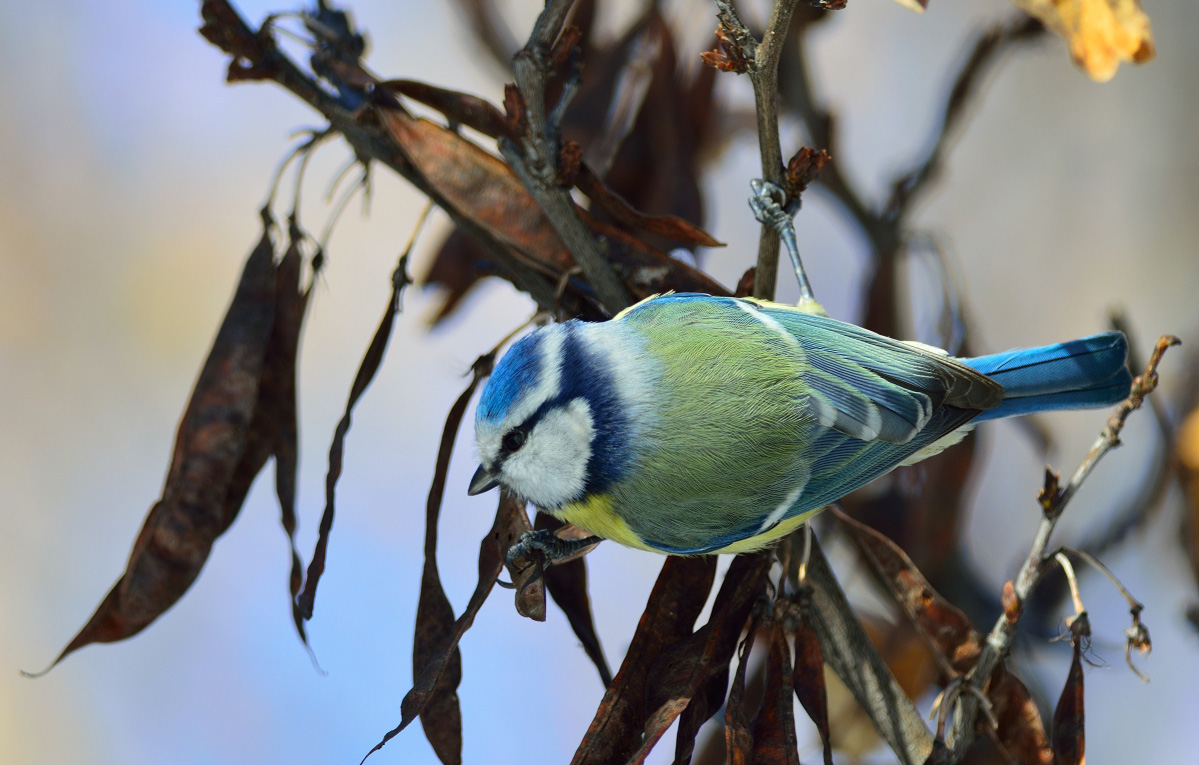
left=468, top=464, right=500, bottom=496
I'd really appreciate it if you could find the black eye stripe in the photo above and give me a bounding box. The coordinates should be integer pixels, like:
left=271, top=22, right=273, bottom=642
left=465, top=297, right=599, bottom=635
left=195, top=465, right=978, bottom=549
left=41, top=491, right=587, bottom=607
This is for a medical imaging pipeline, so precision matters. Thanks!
left=501, top=428, right=527, bottom=454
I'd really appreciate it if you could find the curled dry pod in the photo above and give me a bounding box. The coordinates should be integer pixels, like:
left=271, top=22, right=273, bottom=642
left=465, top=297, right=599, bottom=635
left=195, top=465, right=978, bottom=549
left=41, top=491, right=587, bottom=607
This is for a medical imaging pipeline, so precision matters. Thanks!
left=37, top=212, right=278, bottom=671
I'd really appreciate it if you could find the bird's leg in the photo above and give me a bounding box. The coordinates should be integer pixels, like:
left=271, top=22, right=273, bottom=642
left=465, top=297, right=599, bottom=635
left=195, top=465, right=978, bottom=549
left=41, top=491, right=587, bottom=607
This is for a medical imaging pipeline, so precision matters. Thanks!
left=798, top=522, right=813, bottom=583
left=748, top=179, right=826, bottom=316
left=506, top=529, right=602, bottom=570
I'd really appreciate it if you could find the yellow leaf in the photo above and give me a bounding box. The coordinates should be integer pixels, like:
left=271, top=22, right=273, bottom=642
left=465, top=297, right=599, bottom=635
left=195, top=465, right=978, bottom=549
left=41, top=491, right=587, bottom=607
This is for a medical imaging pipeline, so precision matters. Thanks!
left=1179, top=407, right=1199, bottom=582
left=1179, top=407, right=1199, bottom=473
left=1011, top=0, right=1155, bottom=81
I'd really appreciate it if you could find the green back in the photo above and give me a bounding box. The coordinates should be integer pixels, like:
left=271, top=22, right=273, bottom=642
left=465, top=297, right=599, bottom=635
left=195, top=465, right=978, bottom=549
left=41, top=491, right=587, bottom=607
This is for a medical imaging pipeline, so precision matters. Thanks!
left=607, top=295, right=999, bottom=553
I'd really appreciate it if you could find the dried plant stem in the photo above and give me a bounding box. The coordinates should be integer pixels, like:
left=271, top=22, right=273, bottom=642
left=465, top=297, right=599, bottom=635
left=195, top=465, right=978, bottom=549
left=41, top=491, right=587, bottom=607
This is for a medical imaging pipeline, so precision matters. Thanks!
left=748, top=0, right=800, bottom=301
left=1074, top=312, right=1180, bottom=556
left=885, top=16, right=1044, bottom=221
left=715, top=2, right=934, bottom=759
left=1054, top=552, right=1086, bottom=617
left=199, top=0, right=568, bottom=313
left=713, top=0, right=801, bottom=301
left=945, top=335, right=1180, bottom=761
left=1064, top=548, right=1143, bottom=616
left=503, top=0, right=631, bottom=313
left=805, top=537, right=934, bottom=764
left=781, top=13, right=1044, bottom=334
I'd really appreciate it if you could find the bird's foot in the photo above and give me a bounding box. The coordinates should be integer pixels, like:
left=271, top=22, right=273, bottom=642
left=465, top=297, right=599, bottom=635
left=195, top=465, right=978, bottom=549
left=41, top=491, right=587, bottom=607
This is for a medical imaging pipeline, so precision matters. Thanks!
left=506, top=529, right=602, bottom=570
left=748, top=179, right=825, bottom=315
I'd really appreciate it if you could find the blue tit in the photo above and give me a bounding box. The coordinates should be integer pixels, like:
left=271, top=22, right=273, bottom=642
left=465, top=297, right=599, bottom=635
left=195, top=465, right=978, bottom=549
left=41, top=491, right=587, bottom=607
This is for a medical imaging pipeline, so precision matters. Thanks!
left=467, top=294, right=1132, bottom=555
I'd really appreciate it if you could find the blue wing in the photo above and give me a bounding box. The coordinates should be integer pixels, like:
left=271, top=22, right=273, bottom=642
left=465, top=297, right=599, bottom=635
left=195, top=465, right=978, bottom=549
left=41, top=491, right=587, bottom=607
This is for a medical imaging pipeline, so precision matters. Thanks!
left=758, top=303, right=1001, bottom=440
left=631, top=295, right=1002, bottom=552
left=643, top=294, right=1003, bottom=442
left=624, top=295, right=1128, bottom=554
left=757, top=303, right=994, bottom=534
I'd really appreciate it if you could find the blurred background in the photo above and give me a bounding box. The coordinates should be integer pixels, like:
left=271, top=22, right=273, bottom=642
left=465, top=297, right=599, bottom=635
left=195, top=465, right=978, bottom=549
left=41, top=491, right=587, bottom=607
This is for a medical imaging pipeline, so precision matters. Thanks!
left=1, top=0, right=1196, bottom=763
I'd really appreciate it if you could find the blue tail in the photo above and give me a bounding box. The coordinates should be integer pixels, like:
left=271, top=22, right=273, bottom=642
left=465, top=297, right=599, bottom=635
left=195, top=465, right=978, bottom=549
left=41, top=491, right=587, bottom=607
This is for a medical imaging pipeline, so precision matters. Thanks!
left=965, top=331, right=1132, bottom=422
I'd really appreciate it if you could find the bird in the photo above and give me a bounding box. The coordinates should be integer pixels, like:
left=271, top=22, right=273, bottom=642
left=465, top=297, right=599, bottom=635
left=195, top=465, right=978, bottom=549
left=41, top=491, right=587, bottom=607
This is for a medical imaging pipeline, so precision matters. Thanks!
left=467, top=293, right=1132, bottom=555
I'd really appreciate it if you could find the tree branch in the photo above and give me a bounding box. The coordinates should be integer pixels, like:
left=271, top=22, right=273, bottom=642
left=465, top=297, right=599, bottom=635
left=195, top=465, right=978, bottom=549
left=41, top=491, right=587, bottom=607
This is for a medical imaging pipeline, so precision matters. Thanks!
left=503, top=0, right=631, bottom=314
left=713, top=0, right=802, bottom=301
left=779, top=13, right=1045, bottom=298
left=805, top=534, right=935, bottom=764
left=198, top=0, right=570, bottom=314
left=945, top=335, right=1180, bottom=761
left=885, top=16, right=1045, bottom=222
left=748, top=0, right=800, bottom=300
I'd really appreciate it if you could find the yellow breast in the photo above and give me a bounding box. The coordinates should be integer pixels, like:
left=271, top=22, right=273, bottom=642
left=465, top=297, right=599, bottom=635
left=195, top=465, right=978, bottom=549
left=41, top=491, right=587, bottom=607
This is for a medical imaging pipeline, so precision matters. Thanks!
left=555, top=493, right=823, bottom=556
left=554, top=494, right=655, bottom=552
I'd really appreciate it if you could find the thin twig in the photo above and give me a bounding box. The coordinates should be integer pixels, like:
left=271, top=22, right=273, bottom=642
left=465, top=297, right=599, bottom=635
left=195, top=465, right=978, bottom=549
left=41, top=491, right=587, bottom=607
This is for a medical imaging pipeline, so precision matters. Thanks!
left=503, top=0, right=630, bottom=314
left=932, top=680, right=996, bottom=741
left=449, top=0, right=519, bottom=71
left=1059, top=547, right=1152, bottom=682
left=748, top=0, right=800, bottom=300
left=199, top=0, right=570, bottom=314
left=803, top=534, right=934, bottom=764
left=1057, top=336, right=1180, bottom=513
left=266, top=129, right=324, bottom=211
left=797, top=521, right=812, bottom=583
left=1054, top=552, right=1086, bottom=618
left=778, top=14, right=1044, bottom=318
left=1065, top=549, right=1141, bottom=616
left=776, top=12, right=895, bottom=265
left=712, top=0, right=801, bottom=300
left=291, top=128, right=332, bottom=214
left=885, top=16, right=1044, bottom=222
left=1075, top=311, right=1182, bottom=556
left=318, top=166, right=370, bottom=252
left=583, top=27, right=660, bottom=177
left=945, top=335, right=1180, bottom=761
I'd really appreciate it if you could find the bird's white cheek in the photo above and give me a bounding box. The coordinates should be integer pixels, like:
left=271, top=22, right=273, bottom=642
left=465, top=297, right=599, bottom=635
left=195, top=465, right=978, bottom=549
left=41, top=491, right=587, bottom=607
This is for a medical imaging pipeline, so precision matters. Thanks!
left=502, top=399, right=594, bottom=509
left=475, top=424, right=502, bottom=466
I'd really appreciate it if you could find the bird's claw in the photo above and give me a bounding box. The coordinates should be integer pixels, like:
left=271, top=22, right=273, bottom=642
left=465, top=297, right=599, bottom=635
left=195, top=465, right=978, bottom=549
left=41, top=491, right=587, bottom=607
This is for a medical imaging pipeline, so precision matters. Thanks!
left=749, top=179, right=791, bottom=230
left=506, top=529, right=601, bottom=570
left=747, top=179, right=823, bottom=313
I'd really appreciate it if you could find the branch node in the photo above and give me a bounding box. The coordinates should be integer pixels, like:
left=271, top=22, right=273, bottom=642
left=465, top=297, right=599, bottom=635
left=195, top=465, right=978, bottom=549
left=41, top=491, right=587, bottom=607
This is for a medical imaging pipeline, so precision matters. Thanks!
left=1037, top=467, right=1062, bottom=518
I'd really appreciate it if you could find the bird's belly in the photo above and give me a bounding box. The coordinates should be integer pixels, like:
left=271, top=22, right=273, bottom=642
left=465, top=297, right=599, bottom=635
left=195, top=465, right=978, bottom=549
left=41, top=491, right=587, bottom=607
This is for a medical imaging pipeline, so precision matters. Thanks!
left=709, top=510, right=819, bottom=554
left=553, top=493, right=659, bottom=552
left=554, top=491, right=823, bottom=556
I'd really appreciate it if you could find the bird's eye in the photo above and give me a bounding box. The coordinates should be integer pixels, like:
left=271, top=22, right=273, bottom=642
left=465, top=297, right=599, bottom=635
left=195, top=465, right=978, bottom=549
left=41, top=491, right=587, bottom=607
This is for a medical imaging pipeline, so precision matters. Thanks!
left=501, top=428, right=527, bottom=454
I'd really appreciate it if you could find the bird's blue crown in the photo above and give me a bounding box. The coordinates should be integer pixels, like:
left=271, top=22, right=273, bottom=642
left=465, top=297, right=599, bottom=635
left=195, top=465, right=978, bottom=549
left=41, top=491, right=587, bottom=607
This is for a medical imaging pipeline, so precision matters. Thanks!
left=477, top=322, right=633, bottom=495
left=476, top=331, right=545, bottom=426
